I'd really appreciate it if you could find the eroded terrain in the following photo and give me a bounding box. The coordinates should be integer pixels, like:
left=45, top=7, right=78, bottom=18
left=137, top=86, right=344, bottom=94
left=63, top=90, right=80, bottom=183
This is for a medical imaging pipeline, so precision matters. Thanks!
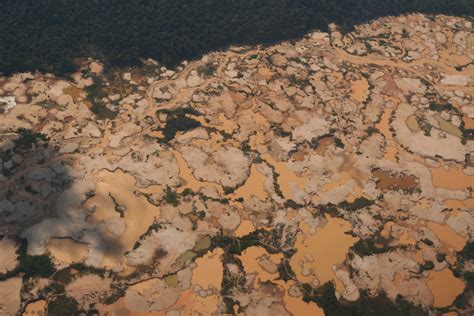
left=0, top=14, right=473, bottom=315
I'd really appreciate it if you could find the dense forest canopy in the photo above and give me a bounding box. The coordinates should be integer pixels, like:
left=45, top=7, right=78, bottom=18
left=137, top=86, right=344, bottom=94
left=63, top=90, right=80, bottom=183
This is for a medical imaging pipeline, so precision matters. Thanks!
left=0, top=0, right=473, bottom=74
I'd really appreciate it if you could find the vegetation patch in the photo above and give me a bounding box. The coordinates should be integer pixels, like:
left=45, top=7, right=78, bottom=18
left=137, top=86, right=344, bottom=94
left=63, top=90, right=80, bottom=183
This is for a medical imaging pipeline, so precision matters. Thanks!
left=47, top=296, right=80, bottom=316
left=3, top=1, right=472, bottom=75
left=339, top=197, right=374, bottom=212
left=419, top=260, right=434, bottom=271
left=351, top=238, right=394, bottom=257
left=458, top=242, right=474, bottom=261
left=277, top=258, right=296, bottom=281
left=0, top=239, right=55, bottom=281
left=163, top=186, right=180, bottom=206
left=318, top=197, right=375, bottom=217
left=86, top=76, right=118, bottom=120
left=198, top=63, right=218, bottom=77
left=212, top=224, right=293, bottom=255
left=301, top=282, right=427, bottom=316
left=155, top=107, right=202, bottom=142
left=14, top=128, right=48, bottom=150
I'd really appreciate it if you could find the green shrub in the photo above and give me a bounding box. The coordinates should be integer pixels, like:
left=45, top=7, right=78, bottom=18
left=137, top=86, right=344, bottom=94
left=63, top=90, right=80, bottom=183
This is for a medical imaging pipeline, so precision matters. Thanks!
left=302, top=282, right=427, bottom=316
left=19, top=254, right=55, bottom=279
left=86, top=76, right=118, bottom=120
left=419, top=260, right=434, bottom=271
left=458, top=242, right=474, bottom=260
left=14, top=128, right=48, bottom=150
left=90, top=101, right=118, bottom=120
left=436, top=253, right=446, bottom=262
left=15, top=239, right=55, bottom=279
left=164, top=186, right=180, bottom=206
left=47, top=296, right=80, bottom=316
left=339, top=197, right=374, bottom=211
left=223, top=186, right=235, bottom=195
left=198, top=63, right=217, bottom=77
left=156, top=107, right=202, bottom=142
left=277, top=258, right=296, bottom=281
left=351, top=239, right=392, bottom=257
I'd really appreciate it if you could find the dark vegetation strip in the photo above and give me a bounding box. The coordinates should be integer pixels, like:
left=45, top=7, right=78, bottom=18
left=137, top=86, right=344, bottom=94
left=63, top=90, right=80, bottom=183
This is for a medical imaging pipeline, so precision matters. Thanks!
left=0, top=0, right=473, bottom=75
left=302, top=282, right=427, bottom=316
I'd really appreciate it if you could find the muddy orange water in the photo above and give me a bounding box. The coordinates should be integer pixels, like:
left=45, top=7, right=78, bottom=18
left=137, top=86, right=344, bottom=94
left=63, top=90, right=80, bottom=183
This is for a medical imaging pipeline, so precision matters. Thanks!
left=283, top=292, right=325, bottom=316
left=430, top=164, right=474, bottom=190
left=172, top=149, right=222, bottom=194
left=444, top=198, right=474, bottom=209
left=169, top=289, right=220, bottom=316
left=218, top=113, right=238, bottom=133
left=234, top=220, right=256, bottom=237
left=84, top=169, right=160, bottom=269
left=350, top=78, right=369, bottom=103
left=262, top=153, right=306, bottom=200
left=232, top=164, right=267, bottom=201
left=272, top=278, right=325, bottom=315
left=173, top=248, right=224, bottom=315
left=290, top=215, right=359, bottom=285
left=239, top=246, right=282, bottom=284
left=426, top=268, right=465, bottom=308
left=191, top=248, right=223, bottom=289
left=427, top=221, right=467, bottom=251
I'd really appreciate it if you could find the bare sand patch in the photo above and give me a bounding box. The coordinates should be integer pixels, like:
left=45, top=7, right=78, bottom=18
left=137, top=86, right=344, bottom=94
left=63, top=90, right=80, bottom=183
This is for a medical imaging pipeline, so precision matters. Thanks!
left=0, top=238, right=18, bottom=274
left=47, top=238, right=88, bottom=265
left=350, top=78, right=369, bottom=103
left=23, top=300, right=46, bottom=316
left=66, top=274, right=112, bottom=308
left=85, top=169, right=160, bottom=269
left=0, top=278, right=22, bottom=316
